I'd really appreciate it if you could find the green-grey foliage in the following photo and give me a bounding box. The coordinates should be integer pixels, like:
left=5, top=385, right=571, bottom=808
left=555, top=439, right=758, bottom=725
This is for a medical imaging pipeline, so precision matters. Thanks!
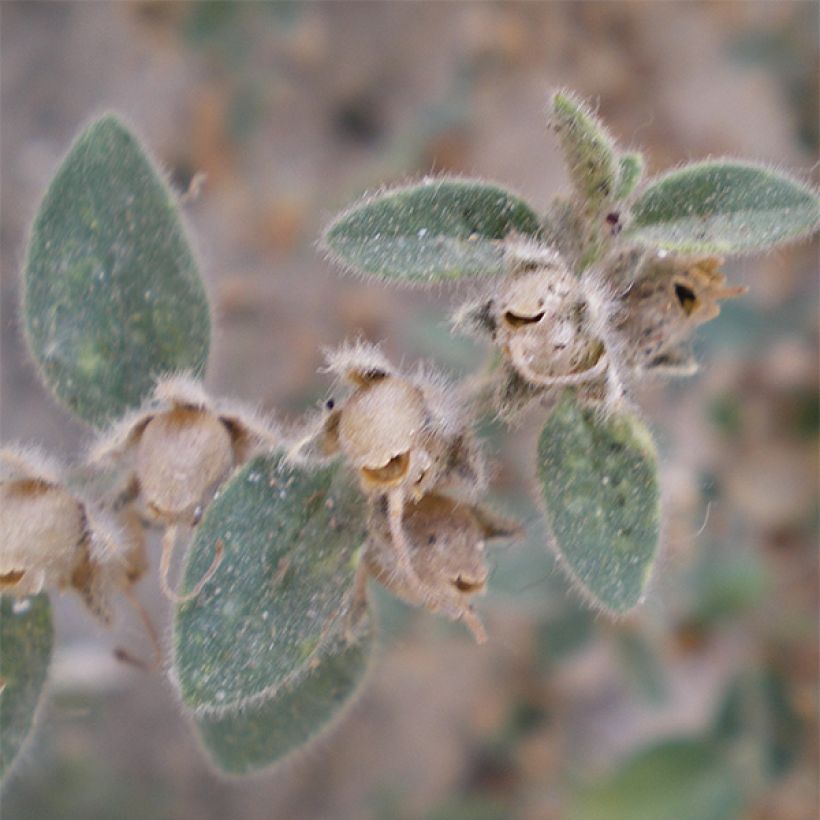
left=614, top=152, right=644, bottom=201
left=0, top=595, right=53, bottom=780
left=627, top=160, right=820, bottom=254
left=193, top=628, right=372, bottom=775
left=10, top=89, right=820, bottom=784
left=714, top=669, right=802, bottom=781
left=322, top=179, right=540, bottom=283
left=536, top=394, right=660, bottom=613
left=551, top=91, right=618, bottom=215
left=23, top=115, right=210, bottom=427
left=569, top=738, right=743, bottom=820
left=174, top=453, right=368, bottom=712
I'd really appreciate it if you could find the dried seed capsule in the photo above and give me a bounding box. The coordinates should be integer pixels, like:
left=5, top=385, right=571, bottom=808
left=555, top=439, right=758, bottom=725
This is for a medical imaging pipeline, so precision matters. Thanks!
left=336, top=376, right=428, bottom=490
left=298, top=342, right=485, bottom=500
left=90, top=375, right=279, bottom=526
left=137, top=405, right=234, bottom=522
left=496, top=266, right=606, bottom=386
left=88, top=375, right=279, bottom=600
left=0, top=446, right=144, bottom=625
left=0, top=476, right=84, bottom=597
left=453, top=241, right=608, bottom=407
left=354, top=493, right=519, bottom=642
left=292, top=342, right=489, bottom=625
left=614, top=254, right=746, bottom=375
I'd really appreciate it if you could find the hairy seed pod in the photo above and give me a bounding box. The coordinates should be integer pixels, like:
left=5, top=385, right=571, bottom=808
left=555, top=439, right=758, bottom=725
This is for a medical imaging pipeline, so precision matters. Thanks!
left=337, top=376, right=428, bottom=491
left=615, top=254, right=746, bottom=374
left=302, top=342, right=484, bottom=499
left=491, top=251, right=606, bottom=387
left=366, top=494, right=503, bottom=604
left=352, top=493, right=519, bottom=642
left=90, top=375, right=279, bottom=527
left=0, top=446, right=147, bottom=626
left=88, top=376, right=279, bottom=603
left=137, top=405, right=235, bottom=522
left=0, top=477, right=85, bottom=596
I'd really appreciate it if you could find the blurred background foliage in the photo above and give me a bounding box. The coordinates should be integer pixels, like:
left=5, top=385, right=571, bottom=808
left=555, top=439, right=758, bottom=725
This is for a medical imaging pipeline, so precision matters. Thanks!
left=1, top=2, right=817, bottom=818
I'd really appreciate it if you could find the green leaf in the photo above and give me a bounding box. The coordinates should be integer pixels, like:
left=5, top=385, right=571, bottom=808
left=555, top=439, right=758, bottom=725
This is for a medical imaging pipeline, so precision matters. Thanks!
left=193, top=628, right=372, bottom=775
left=627, top=160, right=820, bottom=254
left=173, top=453, right=368, bottom=712
left=1, top=594, right=53, bottom=781
left=551, top=91, right=618, bottom=215
left=614, top=152, right=644, bottom=201
left=23, top=115, right=211, bottom=427
left=322, top=178, right=540, bottom=283
left=536, top=394, right=660, bottom=613
left=569, top=738, right=744, bottom=820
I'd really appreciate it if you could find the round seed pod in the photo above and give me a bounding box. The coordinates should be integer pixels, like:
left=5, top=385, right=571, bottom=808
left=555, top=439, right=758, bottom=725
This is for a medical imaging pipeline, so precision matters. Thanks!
left=337, top=377, right=429, bottom=491
left=365, top=494, right=492, bottom=609
left=136, top=405, right=234, bottom=523
left=615, top=255, right=744, bottom=372
left=496, top=268, right=604, bottom=384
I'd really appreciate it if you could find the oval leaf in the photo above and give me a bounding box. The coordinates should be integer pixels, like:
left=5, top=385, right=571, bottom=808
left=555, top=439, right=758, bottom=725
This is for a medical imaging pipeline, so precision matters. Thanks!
left=23, top=115, right=211, bottom=427
left=536, top=394, right=660, bottom=613
left=173, top=453, right=367, bottom=712
left=323, top=178, right=540, bottom=283
left=551, top=91, right=618, bottom=215
left=193, top=628, right=372, bottom=775
left=0, top=594, right=53, bottom=781
left=569, top=738, right=744, bottom=820
left=627, top=161, right=820, bottom=254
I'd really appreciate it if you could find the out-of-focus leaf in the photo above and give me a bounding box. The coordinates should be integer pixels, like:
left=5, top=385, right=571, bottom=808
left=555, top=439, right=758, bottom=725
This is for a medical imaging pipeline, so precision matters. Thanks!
left=23, top=115, right=210, bottom=427
left=536, top=394, right=660, bottom=613
left=570, top=738, right=744, bottom=820
left=616, top=631, right=667, bottom=705
left=627, top=161, right=820, bottom=254
left=0, top=594, right=53, bottom=781
left=322, top=178, right=540, bottom=283
left=173, top=453, right=367, bottom=712
left=551, top=91, right=618, bottom=215
left=194, top=627, right=372, bottom=775
left=714, top=669, right=802, bottom=781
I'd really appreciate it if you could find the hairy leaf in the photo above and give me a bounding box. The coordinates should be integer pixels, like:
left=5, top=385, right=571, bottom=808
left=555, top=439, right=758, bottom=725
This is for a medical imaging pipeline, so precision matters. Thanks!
left=323, top=178, right=540, bottom=283
left=174, top=453, right=367, bottom=712
left=551, top=91, right=618, bottom=215
left=0, top=595, right=53, bottom=781
left=614, top=152, right=645, bottom=201
left=23, top=115, right=210, bottom=427
left=627, top=161, right=820, bottom=254
left=194, top=628, right=372, bottom=775
left=569, top=738, right=743, bottom=820
left=536, top=394, right=660, bottom=613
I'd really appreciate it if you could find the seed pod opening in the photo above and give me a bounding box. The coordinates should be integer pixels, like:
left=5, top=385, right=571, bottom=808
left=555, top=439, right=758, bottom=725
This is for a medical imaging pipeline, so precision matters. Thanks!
left=496, top=268, right=605, bottom=386
left=615, top=254, right=745, bottom=373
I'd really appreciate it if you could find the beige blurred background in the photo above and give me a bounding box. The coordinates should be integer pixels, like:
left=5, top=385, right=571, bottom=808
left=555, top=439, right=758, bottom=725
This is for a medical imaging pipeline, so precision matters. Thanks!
left=1, top=2, right=817, bottom=819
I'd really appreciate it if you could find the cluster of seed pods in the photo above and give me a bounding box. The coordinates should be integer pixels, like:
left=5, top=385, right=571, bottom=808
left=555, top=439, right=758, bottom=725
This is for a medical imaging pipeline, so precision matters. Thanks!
left=453, top=239, right=744, bottom=420
left=1, top=378, right=281, bottom=664
left=1, top=341, right=522, bottom=656
left=0, top=236, right=743, bottom=655
left=290, top=342, right=515, bottom=642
